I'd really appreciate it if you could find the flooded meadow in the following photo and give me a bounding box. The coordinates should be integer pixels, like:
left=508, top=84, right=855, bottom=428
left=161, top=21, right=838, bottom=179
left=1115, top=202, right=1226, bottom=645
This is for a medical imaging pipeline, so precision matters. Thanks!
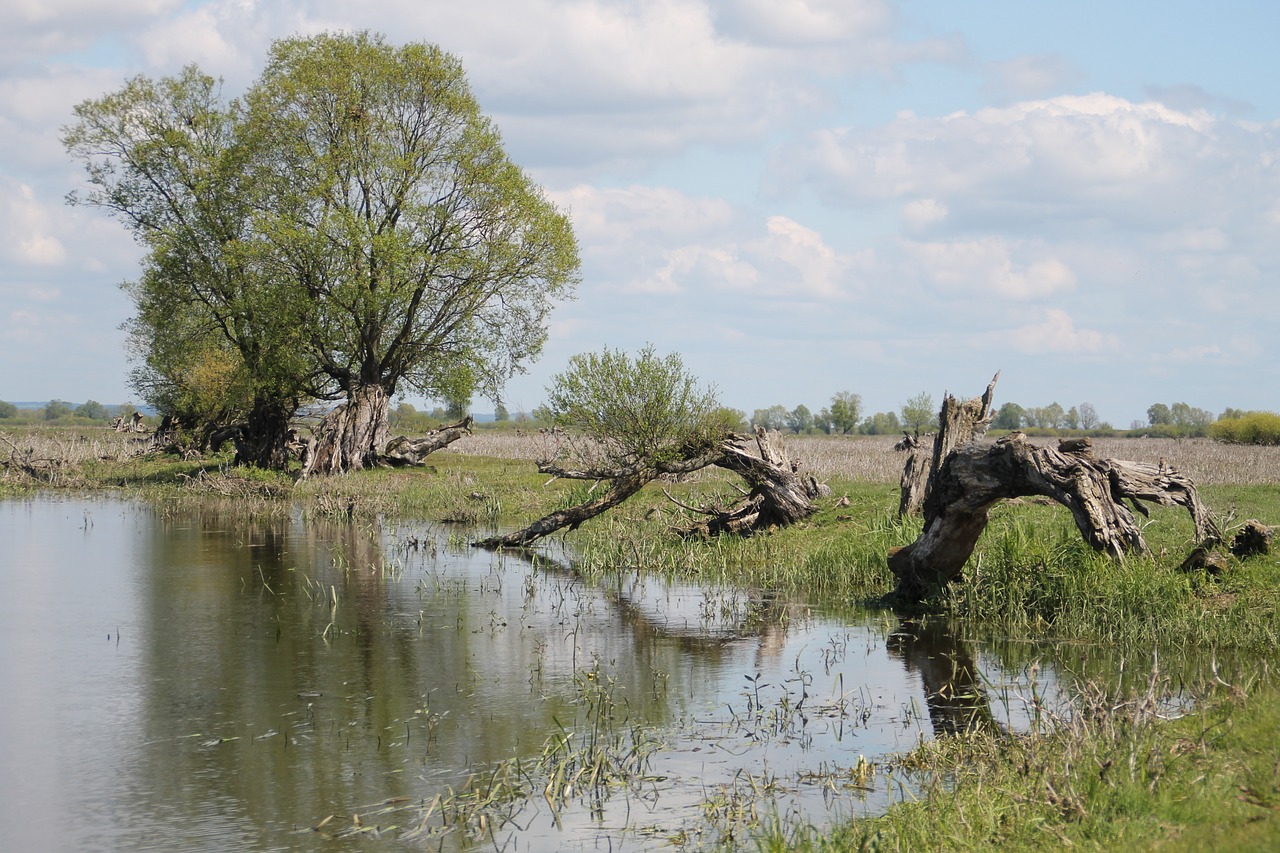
left=0, top=494, right=1253, bottom=850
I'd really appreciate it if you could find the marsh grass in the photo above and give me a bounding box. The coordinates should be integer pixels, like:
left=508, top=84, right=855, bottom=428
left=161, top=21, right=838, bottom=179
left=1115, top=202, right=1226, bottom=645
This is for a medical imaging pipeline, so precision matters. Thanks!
left=753, top=671, right=1280, bottom=852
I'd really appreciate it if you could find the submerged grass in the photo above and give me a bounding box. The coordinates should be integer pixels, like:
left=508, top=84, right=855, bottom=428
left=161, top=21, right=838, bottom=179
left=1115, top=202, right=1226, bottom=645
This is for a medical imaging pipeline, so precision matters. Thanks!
left=752, top=672, right=1280, bottom=852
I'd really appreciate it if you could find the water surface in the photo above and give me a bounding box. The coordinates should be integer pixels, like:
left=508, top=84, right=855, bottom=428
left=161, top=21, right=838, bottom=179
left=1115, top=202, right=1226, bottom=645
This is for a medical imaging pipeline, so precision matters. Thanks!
left=0, top=496, right=1208, bottom=850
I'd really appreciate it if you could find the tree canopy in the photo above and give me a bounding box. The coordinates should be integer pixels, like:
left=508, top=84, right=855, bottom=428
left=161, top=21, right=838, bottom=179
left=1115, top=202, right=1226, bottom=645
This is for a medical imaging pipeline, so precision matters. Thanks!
left=540, top=345, right=726, bottom=470
left=65, top=31, right=579, bottom=471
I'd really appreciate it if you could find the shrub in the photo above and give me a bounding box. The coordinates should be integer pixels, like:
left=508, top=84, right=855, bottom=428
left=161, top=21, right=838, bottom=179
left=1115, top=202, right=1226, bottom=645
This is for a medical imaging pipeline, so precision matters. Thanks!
left=1210, top=411, right=1280, bottom=445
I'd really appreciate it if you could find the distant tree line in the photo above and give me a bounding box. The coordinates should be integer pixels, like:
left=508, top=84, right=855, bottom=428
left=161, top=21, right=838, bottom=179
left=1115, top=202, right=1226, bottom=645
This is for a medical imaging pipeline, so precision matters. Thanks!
left=0, top=400, right=139, bottom=423
left=738, top=392, right=1276, bottom=443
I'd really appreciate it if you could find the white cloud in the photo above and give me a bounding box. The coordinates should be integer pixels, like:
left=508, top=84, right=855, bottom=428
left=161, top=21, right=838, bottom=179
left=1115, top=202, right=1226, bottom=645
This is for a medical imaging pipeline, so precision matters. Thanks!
left=0, top=180, right=67, bottom=266
left=901, top=198, right=948, bottom=231
left=905, top=237, right=1076, bottom=300
left=982, top=54, right=1083, bottom=103
left=710, top=0, right=896, bottom=47
left=1003, top=309, right=1116, bottom=355
left=771, top=92, right=1261, bottom=230
left=555, top=185, right=856, bottom=300
left=0, top=0, right=181, bottom=70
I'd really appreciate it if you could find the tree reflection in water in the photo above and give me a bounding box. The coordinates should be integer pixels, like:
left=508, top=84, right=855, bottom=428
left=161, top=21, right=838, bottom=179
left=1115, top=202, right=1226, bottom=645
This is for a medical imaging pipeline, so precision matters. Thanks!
left=887, top=618, right=1001, bottom=736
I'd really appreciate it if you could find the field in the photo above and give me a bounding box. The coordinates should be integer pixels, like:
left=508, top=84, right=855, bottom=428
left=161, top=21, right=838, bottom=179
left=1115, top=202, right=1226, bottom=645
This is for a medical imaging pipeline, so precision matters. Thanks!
left=3, top=424, right=1279, bottom=850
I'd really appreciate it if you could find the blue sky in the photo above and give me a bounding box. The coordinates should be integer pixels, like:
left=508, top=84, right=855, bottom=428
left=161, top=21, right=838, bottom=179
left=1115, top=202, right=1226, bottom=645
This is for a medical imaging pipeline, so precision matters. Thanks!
left=2, top=1, right=1278, bottom=428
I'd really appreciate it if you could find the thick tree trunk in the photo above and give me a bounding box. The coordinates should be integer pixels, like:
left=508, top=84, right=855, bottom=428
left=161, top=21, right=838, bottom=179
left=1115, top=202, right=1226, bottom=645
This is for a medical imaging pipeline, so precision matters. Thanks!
left=383, top=416, right=474, bottom=466
left=889, top=432, right=1221, bottom=598
left=681, top=428, right=827, bottom=536
left=301, top=384, right=389, bottom=477
left=233, top=397, right=295, bottom=470
left=899, top=372, right=999, bottom=516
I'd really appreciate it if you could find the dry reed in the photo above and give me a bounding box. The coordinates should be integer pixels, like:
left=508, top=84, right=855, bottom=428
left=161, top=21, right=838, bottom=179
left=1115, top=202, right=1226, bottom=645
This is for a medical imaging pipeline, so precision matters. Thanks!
left=444, top=432, right=1280, bottom=486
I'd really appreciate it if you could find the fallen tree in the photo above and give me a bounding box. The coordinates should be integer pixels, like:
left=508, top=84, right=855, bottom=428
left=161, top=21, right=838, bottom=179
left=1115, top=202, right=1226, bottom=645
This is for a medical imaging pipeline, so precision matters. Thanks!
left=475, top=427, right=826, bottom=549
left=473, top=346, right=825, bottom=550
left=890, top=377, right=1222, bottom=599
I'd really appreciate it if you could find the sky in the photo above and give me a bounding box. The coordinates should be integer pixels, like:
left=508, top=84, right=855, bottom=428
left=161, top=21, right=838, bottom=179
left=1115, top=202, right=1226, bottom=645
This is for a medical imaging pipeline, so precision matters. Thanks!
left=2, top=0, right=1278, bottom=428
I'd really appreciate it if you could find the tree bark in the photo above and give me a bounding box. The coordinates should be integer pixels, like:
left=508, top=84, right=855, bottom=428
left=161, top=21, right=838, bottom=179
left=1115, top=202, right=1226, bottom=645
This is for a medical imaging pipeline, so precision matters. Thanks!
left=301, top=384, right=390, bottom=477
left=383, top=416, right=474, bottom=466
left=889, top=432, right=1221, bottom=598
left=899, top=372, right=999, bottom=516
left=233, top=397, right=296, bottom=469
left=475, top=468, right=653, bottom=549
left=680, top=428, right=827, bottom=536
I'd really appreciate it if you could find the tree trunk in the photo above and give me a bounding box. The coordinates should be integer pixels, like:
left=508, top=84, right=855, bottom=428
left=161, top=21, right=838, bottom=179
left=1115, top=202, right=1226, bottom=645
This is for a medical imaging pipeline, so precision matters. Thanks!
left=383, top=416, right=474, bottom=466
left=233, top=397, right=295, bottom=470
left=301, top=384, right=389, bottom=477
left=681, top=428, right=827, bottom=536
left=889, top=432, right=1221, bottom=598
left=475, top=428, right=826, bottom=549
left=475, top=470, right=652, bottom=549
left=899, top=372, right=999, bottom=516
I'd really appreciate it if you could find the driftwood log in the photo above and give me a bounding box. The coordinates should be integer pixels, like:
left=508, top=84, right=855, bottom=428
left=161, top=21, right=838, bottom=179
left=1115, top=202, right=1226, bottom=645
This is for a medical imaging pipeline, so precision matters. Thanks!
left=890, top=377, right=1221, bottom=599
left=475, top=427, right=824, bottom=549
left=383, top=417, right=474, bottom=466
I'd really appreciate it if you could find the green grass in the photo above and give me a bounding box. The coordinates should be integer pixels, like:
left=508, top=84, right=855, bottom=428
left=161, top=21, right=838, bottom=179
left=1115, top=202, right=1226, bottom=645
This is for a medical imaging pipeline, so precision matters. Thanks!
left=753, top=674, right=1280, bottom=852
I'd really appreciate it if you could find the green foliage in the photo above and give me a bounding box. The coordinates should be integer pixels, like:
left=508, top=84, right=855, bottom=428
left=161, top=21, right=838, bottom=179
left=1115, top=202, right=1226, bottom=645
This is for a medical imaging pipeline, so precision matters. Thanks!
left=900, top=391, right=937, bottom=433
left=785, top=403, right=813, bottom=434
left=1146, top=401, right=1215, bottom=436
left=1210, top=411, right=1280, bottom=445
left=42, top=399, right=72, bottom=420
left=751, top=405, right=789, bottom=431
left=72, top=400, right=111, bottom=421
left=825, top=390, right=862, bottom=434
left=992, top=401, right=1025, bottom=429
left=861, top=410, right=901, bottom=435
left=65, top=31, right=579, bottom=468
left=543, top=345, right=724, bottom=468
left=0, top=401, right=17, bottom=419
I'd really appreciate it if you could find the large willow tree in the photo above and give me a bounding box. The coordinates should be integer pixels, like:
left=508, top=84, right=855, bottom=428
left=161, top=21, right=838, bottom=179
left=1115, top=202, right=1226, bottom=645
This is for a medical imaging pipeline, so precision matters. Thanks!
left=65, top=32, right=579, bottom=472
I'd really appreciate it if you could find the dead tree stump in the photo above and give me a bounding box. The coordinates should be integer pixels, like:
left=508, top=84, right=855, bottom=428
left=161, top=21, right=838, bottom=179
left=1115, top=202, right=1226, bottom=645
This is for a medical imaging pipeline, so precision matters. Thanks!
left=680, top=428, right=827, bottom=537
left=890, top=431, right=1221, bottom=598
left=899, top=372, right=999, bottom=517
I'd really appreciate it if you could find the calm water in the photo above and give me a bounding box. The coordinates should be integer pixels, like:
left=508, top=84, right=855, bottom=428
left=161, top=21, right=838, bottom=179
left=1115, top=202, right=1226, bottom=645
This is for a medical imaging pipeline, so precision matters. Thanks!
left=0, top=495, right=1194, bottom=850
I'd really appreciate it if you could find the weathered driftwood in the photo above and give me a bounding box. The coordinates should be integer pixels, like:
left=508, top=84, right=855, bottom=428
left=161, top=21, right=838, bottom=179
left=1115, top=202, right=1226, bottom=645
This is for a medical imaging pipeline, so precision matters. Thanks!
left=889, top=431, right=1221, bottom=598
left=383, top=417, right=474, bottom=467
left=679, top=428, right=828, bottom=537
left=474, top=428, right=822, bottom=549
left=898, top=372, right=999, bottom=517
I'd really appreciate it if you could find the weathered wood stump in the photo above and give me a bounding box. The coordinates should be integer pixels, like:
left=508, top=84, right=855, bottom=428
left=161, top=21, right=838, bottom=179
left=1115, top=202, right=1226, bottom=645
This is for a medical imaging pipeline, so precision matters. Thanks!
left=899, top=372, right=999, bottom=517
left=679, top=428, right=828, bottom=537
left=890, top=377, right=1221, bottom=599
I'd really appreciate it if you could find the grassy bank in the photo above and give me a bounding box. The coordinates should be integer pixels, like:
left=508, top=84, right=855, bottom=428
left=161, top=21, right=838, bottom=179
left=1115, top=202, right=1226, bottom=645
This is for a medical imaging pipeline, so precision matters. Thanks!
left=756, top=674, right=1280, bottom=852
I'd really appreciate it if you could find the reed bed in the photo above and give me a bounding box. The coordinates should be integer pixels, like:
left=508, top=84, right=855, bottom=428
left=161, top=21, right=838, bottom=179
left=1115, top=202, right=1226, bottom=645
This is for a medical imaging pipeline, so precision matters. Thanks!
left=446, top=431, right=1280, bottom=486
